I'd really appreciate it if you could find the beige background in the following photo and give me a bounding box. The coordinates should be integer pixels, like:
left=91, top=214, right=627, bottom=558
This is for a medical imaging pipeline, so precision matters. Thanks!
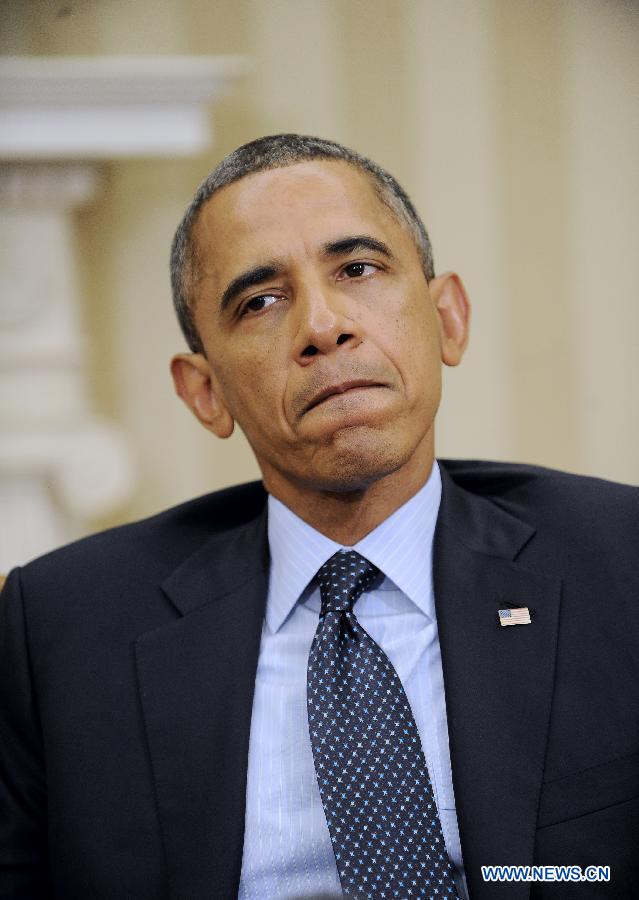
left=2, top=0, right=638, bottom=533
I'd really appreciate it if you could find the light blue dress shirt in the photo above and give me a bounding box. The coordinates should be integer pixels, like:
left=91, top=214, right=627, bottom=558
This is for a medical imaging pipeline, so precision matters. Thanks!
left=238, top=462, right=468, bottom=899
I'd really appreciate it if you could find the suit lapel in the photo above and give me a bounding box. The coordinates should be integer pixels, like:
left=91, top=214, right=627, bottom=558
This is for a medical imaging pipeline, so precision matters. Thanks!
left=435, top=467, right=561, bottom=900
left=135, top=506, right=269, bottom=900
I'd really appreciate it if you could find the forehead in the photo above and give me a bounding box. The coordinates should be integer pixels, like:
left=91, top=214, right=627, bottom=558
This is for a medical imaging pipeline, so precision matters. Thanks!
left=192, top=160, right=409, bottom=283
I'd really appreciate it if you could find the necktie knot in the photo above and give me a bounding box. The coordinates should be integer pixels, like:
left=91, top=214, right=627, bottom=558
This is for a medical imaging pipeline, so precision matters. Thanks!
left=315, top=550, right=379, bottom=615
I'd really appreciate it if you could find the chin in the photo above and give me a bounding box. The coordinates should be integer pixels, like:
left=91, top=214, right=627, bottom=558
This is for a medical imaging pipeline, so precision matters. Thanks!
left=306, top=429, right=412, bottom=493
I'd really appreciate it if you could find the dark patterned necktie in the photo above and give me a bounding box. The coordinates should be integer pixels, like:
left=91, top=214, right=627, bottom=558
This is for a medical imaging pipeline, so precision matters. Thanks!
left=307, top=550, right=460, bottom=899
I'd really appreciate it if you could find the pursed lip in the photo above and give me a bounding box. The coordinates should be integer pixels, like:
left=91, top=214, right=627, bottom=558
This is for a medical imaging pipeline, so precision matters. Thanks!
left=304, top=379, right=386, bottom=413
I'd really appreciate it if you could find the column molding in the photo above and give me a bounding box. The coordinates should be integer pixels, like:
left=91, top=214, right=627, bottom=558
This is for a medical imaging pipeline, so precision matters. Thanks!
left=0, top=55, right=247, bottom=158
left=0, top=55, right=246, bottom=569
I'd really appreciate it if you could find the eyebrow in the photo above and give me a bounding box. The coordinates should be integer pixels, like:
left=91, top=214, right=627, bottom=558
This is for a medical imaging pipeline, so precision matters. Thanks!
left=321, top=234, right=395, bottom=261
left=219, top=262, right=283, bottom=315
left=217, top=235, right=394, bottom=315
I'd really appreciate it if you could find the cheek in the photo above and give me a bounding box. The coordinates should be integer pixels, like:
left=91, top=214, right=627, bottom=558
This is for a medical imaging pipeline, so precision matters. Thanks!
left=373, top=298, right=441, bottom=388
left=213, top=346, right=289, bottom=432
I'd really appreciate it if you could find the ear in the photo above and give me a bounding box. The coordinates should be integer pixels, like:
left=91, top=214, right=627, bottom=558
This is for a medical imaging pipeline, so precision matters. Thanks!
left=170, top=353, right=234, bottom=439
left=429, top=272, right=471, bottom=367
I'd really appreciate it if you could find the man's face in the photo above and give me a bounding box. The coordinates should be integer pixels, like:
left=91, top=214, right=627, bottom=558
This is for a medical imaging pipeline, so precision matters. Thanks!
left=177, top=160, right=468, bottom=496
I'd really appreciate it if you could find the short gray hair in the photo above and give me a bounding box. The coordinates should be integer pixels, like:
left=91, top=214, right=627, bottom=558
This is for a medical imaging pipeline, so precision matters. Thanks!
left=170, top=133, right=435, bottom=353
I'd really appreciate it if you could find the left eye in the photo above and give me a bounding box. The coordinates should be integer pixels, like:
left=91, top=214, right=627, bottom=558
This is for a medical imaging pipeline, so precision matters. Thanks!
left=341, top=262, right=377, bottom=279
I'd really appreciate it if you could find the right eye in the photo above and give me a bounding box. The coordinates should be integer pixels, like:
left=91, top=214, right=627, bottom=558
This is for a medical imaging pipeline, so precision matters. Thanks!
left=241, top=293, right=280, bottom=316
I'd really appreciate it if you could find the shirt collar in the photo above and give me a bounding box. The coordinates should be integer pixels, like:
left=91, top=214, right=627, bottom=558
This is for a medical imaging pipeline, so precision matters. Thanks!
left=266, top=460, right=442, bottom=633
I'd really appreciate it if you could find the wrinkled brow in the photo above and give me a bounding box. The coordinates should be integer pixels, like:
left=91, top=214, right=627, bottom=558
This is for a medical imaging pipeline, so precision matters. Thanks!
left=218, top=235, right=393, bottom=315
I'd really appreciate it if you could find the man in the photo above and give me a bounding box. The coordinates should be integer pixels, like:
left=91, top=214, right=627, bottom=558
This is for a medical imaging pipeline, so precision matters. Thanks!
left=1, top=134, right=637, bottom=900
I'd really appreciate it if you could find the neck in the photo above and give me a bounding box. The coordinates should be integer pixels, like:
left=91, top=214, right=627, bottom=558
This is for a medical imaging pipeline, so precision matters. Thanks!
left=263, top=441, right=435, bottom=545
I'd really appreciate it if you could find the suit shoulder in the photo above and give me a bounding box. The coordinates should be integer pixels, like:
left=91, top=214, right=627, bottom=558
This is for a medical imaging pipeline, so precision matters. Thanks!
left=15, top=480, right=267, bottom=590
left=440, top=457, right=636, bottom=504
left=439, top=458, right=638, bottom=551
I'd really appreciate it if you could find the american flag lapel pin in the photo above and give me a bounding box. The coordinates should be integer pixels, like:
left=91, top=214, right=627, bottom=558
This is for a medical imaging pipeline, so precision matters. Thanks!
left=498, top=607, right=531, bottom=626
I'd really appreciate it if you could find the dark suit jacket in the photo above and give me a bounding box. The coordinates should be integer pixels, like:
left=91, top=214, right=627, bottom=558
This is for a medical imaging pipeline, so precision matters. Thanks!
left=1, top=460, right=638, bottom=900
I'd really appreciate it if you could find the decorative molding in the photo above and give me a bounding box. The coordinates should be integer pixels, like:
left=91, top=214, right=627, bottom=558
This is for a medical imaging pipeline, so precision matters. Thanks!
left=0, top=423, right=135, bottom=520
left=0, top=55, right=247, bottom=159
left=0, top=162, right=99, bottom=209
left=0, top=54, right=246, bottom=566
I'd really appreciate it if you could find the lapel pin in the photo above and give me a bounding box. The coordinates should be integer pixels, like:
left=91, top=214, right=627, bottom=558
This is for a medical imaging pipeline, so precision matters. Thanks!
left=498, top=607, right=531, bottom=626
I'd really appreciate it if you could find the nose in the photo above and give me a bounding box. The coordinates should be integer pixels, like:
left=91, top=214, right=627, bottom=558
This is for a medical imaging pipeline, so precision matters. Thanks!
left=292, top=280, right=360, bottom=365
